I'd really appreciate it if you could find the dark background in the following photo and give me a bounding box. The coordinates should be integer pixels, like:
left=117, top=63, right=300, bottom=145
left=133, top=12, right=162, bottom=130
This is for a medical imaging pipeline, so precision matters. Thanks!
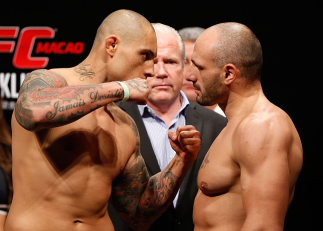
left=1, top=0, right=321, bottom=229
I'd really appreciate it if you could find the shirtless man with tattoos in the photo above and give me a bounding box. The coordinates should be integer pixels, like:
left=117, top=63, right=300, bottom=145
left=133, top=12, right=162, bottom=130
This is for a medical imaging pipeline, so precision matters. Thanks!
left=5, top=10, right=201, bottom=231
left=187, top=23, right=303, bottom=230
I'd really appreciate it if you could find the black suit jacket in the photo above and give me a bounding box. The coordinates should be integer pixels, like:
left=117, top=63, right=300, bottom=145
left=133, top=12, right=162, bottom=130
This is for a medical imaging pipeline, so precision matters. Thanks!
left=108, top=101, right=227, bottom=231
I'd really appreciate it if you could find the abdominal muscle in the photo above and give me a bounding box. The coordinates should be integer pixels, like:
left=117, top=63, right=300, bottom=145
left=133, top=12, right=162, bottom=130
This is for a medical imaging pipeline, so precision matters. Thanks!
left=193, top=189, right=246, bottom=231
left=5, top=154, right=116, bottom=231
left=6, top=178, right=115, bottom=231
left=6, top=201, right=113, bottom=231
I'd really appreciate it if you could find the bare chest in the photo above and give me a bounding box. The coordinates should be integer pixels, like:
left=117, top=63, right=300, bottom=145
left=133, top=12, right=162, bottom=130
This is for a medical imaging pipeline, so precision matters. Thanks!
left=197, top=129, right=240, bottom=196
left=37, top=107, right=135, bottom=178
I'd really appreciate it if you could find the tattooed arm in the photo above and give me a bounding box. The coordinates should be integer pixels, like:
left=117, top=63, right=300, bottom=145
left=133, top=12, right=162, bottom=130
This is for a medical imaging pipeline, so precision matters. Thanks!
left=110, top=116, right=200, bottom=231
left=14, top=69, right=148, bottom=131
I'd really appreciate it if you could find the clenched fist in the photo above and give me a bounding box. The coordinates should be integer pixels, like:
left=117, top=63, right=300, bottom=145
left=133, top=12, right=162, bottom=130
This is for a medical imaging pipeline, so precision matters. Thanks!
left=168, top=125, right=201, bottom=166
left=123, top=78, right=149, bottom=105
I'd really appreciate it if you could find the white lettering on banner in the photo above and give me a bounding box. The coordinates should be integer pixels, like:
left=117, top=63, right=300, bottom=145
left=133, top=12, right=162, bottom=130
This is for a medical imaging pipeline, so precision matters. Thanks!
left=11, top=73, right=19, bottom=98
left=0, top=73, right=11, bottom=98
left=1, top=72, right=27, bottom=110
left=20, top=72, right=27, bottom=86
left=0, top=72, right=27, bottom=99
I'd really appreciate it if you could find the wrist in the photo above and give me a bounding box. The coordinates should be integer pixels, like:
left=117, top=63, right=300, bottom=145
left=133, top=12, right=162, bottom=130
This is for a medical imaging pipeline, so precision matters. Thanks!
left=170, top=155, right=192, bottom=176
left=115, top=81, right=129, bottom=102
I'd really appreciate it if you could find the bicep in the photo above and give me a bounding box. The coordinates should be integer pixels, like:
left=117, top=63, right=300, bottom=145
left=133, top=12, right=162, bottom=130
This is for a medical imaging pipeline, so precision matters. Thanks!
left=236, top=123, right=291, bottom=227
left=110, top=115, right=149, bottom=215
left=240, top=150, right=290, bottom=213
left=110, top=150, right=149, bottom=215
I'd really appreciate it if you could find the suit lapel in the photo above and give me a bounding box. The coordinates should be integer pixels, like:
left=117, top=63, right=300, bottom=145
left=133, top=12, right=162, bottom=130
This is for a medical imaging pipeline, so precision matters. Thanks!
left=176, top=103, right=203, bottom=208
left=118, top=102, right=161, bottom=176
left=186, top=103, right=203, bottom=133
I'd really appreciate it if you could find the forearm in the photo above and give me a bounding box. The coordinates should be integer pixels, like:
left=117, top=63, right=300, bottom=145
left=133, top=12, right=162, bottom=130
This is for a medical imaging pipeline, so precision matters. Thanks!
left=144, top=156, right=183, bottom=207
left=110, top=125, right=199, bottom=230
left=15, top=82, right=123, bottom=131
left=111, top=156, right=189, bottom=231
left=133, top=155, right=190, bottom=230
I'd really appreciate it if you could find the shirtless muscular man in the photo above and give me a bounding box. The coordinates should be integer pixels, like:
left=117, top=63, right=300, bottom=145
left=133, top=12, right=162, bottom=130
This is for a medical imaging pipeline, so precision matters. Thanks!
left=189, top=22, right=303, bottom=231
left=6, top=10, right=201, bottom=231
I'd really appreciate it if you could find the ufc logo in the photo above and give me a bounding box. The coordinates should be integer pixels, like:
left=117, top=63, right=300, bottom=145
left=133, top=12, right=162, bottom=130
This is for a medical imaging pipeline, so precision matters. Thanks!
left=0, top=27, right=55, bottom=69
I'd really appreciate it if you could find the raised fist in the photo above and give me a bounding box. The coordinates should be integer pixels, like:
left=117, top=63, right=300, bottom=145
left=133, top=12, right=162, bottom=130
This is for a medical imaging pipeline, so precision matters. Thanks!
left=123, top=78, right=149, bottom=105
left=168, top=125, right=201, bottom=166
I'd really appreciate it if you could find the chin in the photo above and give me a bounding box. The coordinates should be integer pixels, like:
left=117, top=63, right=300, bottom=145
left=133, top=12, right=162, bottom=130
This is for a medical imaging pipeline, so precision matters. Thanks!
left=150, top=93, right=178, bottom=103
left=196, top=97, right=209, bottom=106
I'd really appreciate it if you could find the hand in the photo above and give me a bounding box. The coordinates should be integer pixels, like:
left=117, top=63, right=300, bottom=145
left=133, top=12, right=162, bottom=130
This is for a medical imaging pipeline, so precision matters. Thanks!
left=123, top=78, right=149, bottom=105
left=168, top=125, right=201, bottom=166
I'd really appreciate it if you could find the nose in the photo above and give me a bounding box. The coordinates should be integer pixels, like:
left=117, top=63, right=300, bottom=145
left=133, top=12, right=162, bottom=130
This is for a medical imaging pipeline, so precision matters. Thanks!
left=154, top=61, right=168, bottom=79
left=186, top=63, right=198, bottom=83
left=144, top=59, right=155, bottom=78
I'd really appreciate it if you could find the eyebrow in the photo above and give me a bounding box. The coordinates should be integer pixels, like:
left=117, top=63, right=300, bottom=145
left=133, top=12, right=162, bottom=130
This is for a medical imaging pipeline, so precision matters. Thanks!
left=164, top=56, right=180, bottom=62
left=140, top=49, right=156, bottom=58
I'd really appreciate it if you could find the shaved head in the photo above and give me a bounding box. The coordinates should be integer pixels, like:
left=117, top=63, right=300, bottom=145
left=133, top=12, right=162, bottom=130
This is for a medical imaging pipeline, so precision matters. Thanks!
left=199, top=22, right=263, bottom=83
left=92, top=9, right=153, bottom=50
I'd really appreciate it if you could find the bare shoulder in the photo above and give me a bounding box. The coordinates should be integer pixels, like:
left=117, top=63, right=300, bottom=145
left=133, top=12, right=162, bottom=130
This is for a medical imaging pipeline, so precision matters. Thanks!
left=233, top=104, right=301, bottom=161
left=108, top=103, right=137, bottom=131
left=20, top=69, right=68, bottom=93
left=240, top=105, right=292, bottom=134
left=107, top=103, right=140, bottom=150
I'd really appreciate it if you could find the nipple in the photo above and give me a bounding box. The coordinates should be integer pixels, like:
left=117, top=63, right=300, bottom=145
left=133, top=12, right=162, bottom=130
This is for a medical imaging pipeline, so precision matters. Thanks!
left=201, top=181, right=208, bottom=190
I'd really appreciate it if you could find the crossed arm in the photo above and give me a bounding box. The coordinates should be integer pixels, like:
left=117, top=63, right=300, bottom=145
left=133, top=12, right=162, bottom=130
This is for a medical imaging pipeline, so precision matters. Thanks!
left=110, top=116, right=200, bottom=231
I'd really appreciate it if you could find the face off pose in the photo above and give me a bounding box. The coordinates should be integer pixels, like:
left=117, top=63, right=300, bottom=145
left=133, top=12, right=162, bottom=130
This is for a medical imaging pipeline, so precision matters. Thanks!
left=188, top=22, right=303, bottom=231
left=6, top=10, right=201, bottom=231
left=109, top=23, right=226, bottom=231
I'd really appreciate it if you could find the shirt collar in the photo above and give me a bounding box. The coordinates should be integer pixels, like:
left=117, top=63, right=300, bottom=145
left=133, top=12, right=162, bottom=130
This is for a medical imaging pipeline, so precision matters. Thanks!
left=138, top=91, right=190, bottom=117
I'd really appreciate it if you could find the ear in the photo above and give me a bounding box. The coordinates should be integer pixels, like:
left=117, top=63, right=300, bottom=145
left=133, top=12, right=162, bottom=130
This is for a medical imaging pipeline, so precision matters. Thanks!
left=223, top=63, right=238, bottom=85
left=105, top=35, right=118, bottom=57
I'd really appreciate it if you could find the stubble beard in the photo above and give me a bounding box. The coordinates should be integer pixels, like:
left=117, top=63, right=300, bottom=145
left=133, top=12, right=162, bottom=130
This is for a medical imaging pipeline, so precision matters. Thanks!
left=195, top=74, right=225, bottom=106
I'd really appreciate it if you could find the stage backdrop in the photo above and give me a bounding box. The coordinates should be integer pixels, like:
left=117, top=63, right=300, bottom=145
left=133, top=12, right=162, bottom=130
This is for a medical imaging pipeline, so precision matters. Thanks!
left=1, top=1, right=320, bottom=230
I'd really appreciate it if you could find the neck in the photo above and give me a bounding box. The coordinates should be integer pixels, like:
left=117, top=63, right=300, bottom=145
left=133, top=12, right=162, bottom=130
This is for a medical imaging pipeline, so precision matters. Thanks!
left=224, top=82, right=263, bottom=122
left=147, top=94, right=182, bottom=127
left=74, top=50, right=108, bottom=85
